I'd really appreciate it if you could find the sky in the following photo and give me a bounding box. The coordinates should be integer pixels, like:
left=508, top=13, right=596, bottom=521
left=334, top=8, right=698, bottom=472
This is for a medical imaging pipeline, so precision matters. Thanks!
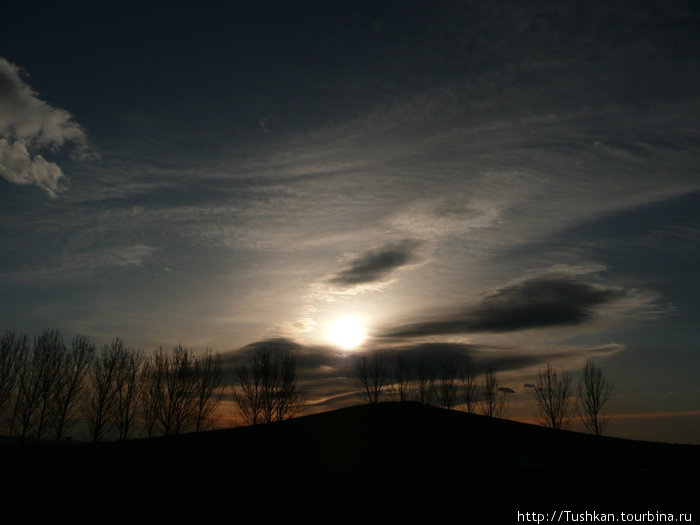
left=1, top=1, right=698, bottom=443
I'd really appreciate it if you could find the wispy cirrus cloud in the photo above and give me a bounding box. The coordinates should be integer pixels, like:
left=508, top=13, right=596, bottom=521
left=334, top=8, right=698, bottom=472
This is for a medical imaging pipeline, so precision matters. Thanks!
left=0, top=57, right=94, bottom=196
left=0, top=243, right=157, bottom=285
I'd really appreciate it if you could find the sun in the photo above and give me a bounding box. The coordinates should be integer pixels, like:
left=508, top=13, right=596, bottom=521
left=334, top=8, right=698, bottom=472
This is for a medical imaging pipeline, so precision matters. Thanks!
left=328, top=317, right=366, bottom=350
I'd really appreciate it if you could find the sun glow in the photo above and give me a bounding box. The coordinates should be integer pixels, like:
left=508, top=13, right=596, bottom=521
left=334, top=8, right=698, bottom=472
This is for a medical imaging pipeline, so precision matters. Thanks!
left=328, top=317, right=366, bottom=350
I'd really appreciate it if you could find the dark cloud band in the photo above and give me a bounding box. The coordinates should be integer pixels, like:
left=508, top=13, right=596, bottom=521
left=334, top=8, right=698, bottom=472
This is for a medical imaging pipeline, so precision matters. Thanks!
left=382, top=275, right=627, bottom=337
left=326, top=239, right=422, bottom=288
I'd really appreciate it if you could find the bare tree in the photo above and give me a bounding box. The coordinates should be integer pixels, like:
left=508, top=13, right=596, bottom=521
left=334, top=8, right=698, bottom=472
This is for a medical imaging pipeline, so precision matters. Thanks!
left=148, top=345, right=199, bottom=435
left=9, top=336, right=35, bottom=439
left=354, top=352, right=387, bottom=404
left=1, top=329, right=228, bottom=441
left=234, top=348, right=304, bottom=425
left=139, top=358, right=160, bottom=438
left=258, top=349, right=284, bottom=424
left=577, top=359, right=613, bottom=436
left=172, top=346, right=199, bottom=433
left=86, top=338, right=124, bottom=442
left=193, top=349, right=223, bottom=432
left=13, top=346, right=38, bottom=440
left=480, top=365, right=507, bottom=418
left=533, top=363, right=571, bottom=430
left=114, top=347, right=143, bottom=440
left=52, top=334, right=95, bottom=442
left=9, top=330, right=66, bottom=441
left=32, top=330, right=66, bottom=440
left=273, top=350, right=304, bottom=422
left=389, top=355, right=411, bottom=402
left=0, top=331, right=27, bottom=432
left=460, top=359, right=479, bottom=414
left=148, top=347, right=173, bottom=434
left=437, top=362, right=458, bottom=409
left=233, top=356, right=264, bottom=426
left=415, top=360, right=435, bottom=406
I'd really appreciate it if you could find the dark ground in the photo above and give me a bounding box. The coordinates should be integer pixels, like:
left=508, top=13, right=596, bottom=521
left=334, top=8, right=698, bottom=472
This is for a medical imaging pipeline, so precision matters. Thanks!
left=1, top=402, right=698, bottom=523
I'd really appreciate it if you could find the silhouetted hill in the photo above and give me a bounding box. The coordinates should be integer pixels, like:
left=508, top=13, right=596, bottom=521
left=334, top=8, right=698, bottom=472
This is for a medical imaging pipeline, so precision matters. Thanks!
left=2, top=403, right=698, bottom=523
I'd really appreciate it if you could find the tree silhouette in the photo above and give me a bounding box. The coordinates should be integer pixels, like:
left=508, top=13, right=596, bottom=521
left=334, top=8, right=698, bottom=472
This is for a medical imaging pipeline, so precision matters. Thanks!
left=460, top=359, right=478, bottom=414
left=139, top=358, right=160, bottom=438
left=168, top=346, right=196, bottom=434
left=148, top=345, right=201, bottom=435
left=0, top=331, right=27, bottom=433
left=577, top=359, right=612, bottom=436
left=6, top=332, right=31, bottom=438
left=234, top=347, right=303, bottom=425
left=437, top=362, right=458, bottom=409
left=389, top=355, right=411, bottom=402
left=86, top=338, right=125, bottom=442
left=13, top=346, right=39, bottom=440
left=533, top=363, right=571, bottom=430
left=145, top=347, right=176, bottom=434
left=52, top=334, right=94, bottom=441
left=10, top=329, right=66, bottom=441
left=114, top=347, right=143, bottom=440
left=233, top=356, right=264, bottom=425
left=354, top=352, right=387, bottom=404
left=258, top=349, right=283, bottom=424
left=415, top=359, right=435, bottom=406
left=272, top=349, right=304, bottom=422
left=480, top=365, right=506, bottom=418
left=32, top=330, right=66, bottom=440
left=193, top=349, right=223, bottom=432
left=0, top=328, right=228, bottom=441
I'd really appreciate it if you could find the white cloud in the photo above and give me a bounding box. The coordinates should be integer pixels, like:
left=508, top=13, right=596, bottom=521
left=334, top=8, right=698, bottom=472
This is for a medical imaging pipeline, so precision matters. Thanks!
left=0, top=138, right=66, bottom=196
left=0, top=57, right=93, bottom=195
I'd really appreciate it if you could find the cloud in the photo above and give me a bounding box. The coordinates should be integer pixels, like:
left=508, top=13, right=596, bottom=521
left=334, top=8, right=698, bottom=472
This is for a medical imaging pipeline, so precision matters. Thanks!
left=466, top=276, right=626, bottom=331
left=368, top=341, right=622, bottom=372
left=97, top=244, right=157, bottom=268
left=220, top=337, right=623, bottom=412
left=56, top=244, right=157, bottom=276
left=4, top=244, right=158, bottom=285
left=368, top=342, right=482, bottom=369
left=0, top=138, right=66, bottom=195
left=0, top=57, right=92, bottom=195
left=498, top=387, right=515, bottom=394
left=221, top=337, right=338, bottom=374
left=382, top=273, right=629, bottom=337
left=324, top=239, right=423, bottom=291
left=229, top=337, right=304, bottom=357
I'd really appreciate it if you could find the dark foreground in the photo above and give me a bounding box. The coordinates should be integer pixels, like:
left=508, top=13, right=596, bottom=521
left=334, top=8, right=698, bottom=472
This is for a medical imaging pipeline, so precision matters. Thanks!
left=1, top=403, right=698, bottom=523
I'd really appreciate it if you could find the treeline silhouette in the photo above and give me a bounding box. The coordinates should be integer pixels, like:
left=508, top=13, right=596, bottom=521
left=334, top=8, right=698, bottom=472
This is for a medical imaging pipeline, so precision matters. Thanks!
left=354, top=352, right=509, bottom=417
left=0, top=329, right=223, bottom=442
left=1, top=327, right=615, bottom=442
left=354, top=352, right=614, bottom=435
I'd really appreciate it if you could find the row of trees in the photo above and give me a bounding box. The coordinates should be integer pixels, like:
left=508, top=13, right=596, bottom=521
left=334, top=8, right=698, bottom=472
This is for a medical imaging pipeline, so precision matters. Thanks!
left=232, top=348, right=305, bottom=425
left=353, top=352, right=614, bottom=436
left=534, top=359, right=613, bottom=436
left=353, top=353, right=509, bottom=418
left=0, top=329, right=223, bottom=442
left=0, top=328, right=613, bottom=439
